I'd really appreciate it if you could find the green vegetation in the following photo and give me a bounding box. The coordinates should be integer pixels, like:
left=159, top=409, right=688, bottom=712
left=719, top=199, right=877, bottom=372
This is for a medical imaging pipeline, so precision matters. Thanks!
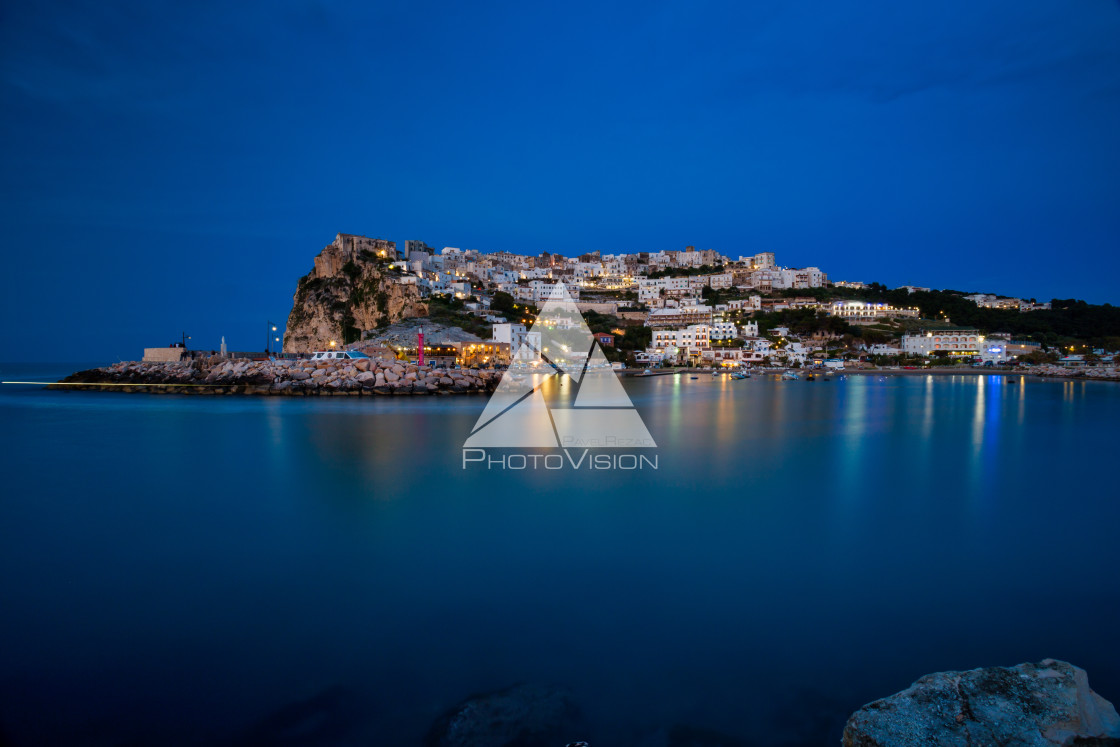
left=581, top=310, right=650, bottom=362
left=646, top=264, right=725, bottom=279
left=753, top=308, right=852, bottom=338
left=489, top=291, right=517, bottom=316
left=427, top=294, right=493, bottom=338
left=771, top=285, right=1120, bottom=347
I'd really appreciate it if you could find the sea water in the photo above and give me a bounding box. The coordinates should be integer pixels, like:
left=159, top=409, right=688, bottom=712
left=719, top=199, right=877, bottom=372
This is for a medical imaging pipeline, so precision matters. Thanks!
left=1, top=364, right=1117, bottom=745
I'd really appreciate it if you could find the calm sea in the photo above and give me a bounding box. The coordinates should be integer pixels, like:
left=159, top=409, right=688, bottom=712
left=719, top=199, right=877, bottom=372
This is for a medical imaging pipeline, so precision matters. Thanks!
left=1, top=363, right=1118, bottom=746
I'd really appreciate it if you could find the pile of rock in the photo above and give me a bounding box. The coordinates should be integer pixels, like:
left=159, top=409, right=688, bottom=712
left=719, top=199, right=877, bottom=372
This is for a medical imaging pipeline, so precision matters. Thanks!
left=52, top=358, right=502, bottom=396
left=1032, top=363, right=1120, bottom=381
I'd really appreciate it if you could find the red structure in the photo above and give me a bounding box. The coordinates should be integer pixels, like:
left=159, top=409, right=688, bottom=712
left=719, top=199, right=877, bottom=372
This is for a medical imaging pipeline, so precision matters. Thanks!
left=418, top=326, right=424, bottom=366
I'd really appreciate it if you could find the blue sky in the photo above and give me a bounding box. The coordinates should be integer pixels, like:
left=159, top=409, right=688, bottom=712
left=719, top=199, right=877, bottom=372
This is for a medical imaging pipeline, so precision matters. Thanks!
left=2, top=0, right=1118, bottom=360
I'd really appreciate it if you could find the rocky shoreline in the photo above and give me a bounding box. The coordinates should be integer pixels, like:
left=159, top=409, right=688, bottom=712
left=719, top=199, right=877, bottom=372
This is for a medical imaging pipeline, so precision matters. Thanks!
left=51, top=358, right=501, bottom=396
left=1029, top=363, right=1120, bottom=382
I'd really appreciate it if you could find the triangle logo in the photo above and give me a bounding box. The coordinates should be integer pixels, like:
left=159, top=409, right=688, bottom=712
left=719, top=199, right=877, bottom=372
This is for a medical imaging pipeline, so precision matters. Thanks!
left=464, top=284, right=656, bottom=449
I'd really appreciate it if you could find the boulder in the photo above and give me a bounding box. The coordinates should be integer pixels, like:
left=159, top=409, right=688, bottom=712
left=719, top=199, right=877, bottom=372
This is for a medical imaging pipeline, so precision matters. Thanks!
left=385, top=370, right=400, bottom=383
left=439, top=376, right=454, bottom=386
left=424, top=683, right=582, bottom=747
left=289, top=370, right=311, bottom=381
left=239, top=685, right=361, bottom=746
left=356, top=371, right=374, bottom=382
left=842, top=659, right=1120, bottom=747
left=354, top=358, right=371, bottom=372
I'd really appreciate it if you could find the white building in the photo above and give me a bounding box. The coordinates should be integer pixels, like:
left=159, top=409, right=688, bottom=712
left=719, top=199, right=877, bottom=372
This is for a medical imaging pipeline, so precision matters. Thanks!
left=652, top=324, right=711, bottom=352
left=492, top=323, right=542, bottom=361
left=530, top=281, right=581, bottom=304
left=645, top=306, right=714, bottom=328
left=827, top=301, right=920, bottom=322
left=738, top=252, right=776, bottom=270
left=725, top=296, right=762, bottom=312
left=964, top=294, right=1021, bottom=310
left=645, top=324, right=713, bottom=362
left=862, top=343, right=903, bottom=356
left=902, top=329, right=983, bottom=358
left=710, top=321, right=739, bottom=340
left=773, top=267, right=829, bottom=289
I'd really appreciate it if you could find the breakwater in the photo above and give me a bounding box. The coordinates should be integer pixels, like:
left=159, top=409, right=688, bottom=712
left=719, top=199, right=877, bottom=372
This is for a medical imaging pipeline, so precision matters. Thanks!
left=50, top=358, right=501, bottom=395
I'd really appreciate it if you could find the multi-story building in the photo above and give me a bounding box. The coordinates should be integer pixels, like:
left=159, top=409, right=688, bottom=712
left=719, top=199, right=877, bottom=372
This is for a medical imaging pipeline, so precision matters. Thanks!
left=492, top=323, right=542, bottom=361
left=738, top=252, right=776, bottom=270
left=725, top=296, right=762, bottom=312
left=710, top=321, right=739, bottom=340
left=701, top=348, right=766, bottom=366
left=645, top=306, right=714, bottom=329
left=530, top=281, right=581, bottom=304
left=773, top=267, right=828, bottom=289
left=645, top=325, right=711, bottom=363
left=827, top=301, right=920, bottom=322
left=652, top=325, right=710, bottom=351
left=1018, top=301, right=1052, bottom=312
left=1004, top=340, right=1042, bottom=357
left=902, top=329, right=983, bottom=357
left=403, top=240, right=433, bottom=259
left=964, top=294, right=1022, bottom=310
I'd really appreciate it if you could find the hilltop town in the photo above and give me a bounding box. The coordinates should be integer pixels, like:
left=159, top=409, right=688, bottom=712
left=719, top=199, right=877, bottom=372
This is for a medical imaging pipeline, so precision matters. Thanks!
left=282, top=232, right=1119, bottom=372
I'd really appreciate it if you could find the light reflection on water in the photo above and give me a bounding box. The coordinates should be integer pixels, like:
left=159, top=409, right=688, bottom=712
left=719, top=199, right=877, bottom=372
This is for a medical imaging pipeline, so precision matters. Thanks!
left=1, top=370, right=1118, bottom=746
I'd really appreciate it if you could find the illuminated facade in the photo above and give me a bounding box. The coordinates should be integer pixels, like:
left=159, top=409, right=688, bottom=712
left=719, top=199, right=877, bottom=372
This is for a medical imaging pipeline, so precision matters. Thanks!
left=902, top=329, right=983, bottom=357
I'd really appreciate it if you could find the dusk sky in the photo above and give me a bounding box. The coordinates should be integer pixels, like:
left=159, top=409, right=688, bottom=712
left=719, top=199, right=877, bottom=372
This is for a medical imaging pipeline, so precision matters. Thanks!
left=2, top=0, right=1118, bottom=361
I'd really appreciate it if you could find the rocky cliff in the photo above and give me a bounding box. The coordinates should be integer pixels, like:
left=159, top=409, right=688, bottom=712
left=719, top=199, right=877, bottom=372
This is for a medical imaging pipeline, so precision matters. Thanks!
left=283, top=233, right=427, bottom=353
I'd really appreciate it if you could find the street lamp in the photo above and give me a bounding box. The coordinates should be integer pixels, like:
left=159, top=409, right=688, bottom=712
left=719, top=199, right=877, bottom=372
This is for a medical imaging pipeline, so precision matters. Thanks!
left=267, top=320, right=278, bottom=354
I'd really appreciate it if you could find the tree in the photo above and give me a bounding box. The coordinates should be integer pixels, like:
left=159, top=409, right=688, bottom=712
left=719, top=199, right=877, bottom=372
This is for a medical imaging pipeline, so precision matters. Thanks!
left=490, top=291, right=516, bottom=315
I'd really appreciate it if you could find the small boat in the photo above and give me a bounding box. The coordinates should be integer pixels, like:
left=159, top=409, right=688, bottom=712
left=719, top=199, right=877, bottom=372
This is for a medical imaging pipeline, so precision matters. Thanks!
left=636, top=368, right=653, bottom=377
left=711, top=370, right=720, bottom=376
left=730, top=371, right=748, bottom=380
left=781, top=371, right=800, bottom=380
left=690, top=376, right=699, bottom=380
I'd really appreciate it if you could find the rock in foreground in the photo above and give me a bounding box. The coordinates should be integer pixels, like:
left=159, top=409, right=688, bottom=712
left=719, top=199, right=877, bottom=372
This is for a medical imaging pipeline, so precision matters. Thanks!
left=843, top=659, right=1120, bottom=746
left=424, top=683, right=583, bottom=747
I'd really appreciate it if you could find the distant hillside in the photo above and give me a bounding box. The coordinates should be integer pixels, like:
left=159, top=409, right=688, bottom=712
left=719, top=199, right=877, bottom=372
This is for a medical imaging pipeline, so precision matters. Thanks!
left=775, top=285, right=1120, bottom=345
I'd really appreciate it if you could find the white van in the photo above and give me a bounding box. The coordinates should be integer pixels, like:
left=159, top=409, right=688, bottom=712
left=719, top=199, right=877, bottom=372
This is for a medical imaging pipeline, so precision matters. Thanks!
left=309, top=350, right=370, bottom=361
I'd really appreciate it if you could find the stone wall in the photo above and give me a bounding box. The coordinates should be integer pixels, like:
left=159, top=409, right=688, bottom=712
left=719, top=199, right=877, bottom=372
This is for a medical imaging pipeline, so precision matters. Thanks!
left=142, top=347, right=185, bottom=362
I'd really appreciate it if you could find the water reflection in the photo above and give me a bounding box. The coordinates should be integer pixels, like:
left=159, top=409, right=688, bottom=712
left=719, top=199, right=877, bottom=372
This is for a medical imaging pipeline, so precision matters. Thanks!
left=4, top=373, right=1119, bottom=746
